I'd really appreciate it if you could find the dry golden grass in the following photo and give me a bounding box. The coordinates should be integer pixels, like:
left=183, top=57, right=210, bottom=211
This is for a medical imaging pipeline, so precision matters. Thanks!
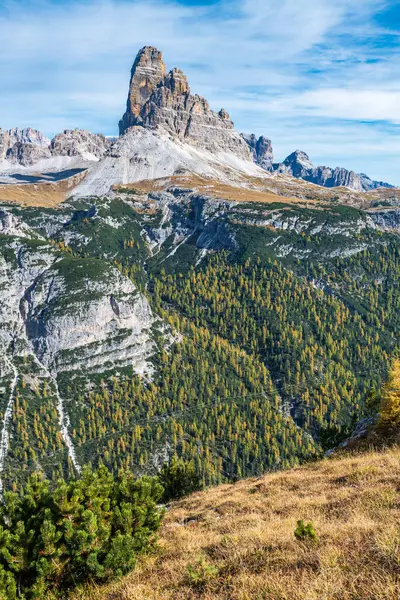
left=114, top=174, right=322, bottom=207
left=0, top=170, right=87, bottom=207
left=117, top=173, right=400, bottom=210
left=73, top=447, right=400, bottom=600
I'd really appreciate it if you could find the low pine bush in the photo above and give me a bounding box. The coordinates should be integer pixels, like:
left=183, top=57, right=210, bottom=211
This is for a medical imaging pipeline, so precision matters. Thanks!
left=294, top=520, right=319, bottom=542
left=186, top=557, right=219, bottom=589
left=158, top=456, right=202, bottom=502
left=0, top=467, right=164, bottom=599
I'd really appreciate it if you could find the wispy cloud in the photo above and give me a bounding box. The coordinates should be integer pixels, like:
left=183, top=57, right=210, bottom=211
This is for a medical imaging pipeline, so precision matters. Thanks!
left=0, top=0, right=398, bottom=183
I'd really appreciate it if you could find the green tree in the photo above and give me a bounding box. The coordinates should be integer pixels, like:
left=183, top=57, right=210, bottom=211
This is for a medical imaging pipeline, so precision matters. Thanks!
left=159, top=457, right=202, bottom=502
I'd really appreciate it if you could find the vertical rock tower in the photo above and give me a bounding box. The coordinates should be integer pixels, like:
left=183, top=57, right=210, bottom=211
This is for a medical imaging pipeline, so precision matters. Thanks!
left=119, top=46, right=252, bottom=159
left=119, top=46, right=166, bottom=134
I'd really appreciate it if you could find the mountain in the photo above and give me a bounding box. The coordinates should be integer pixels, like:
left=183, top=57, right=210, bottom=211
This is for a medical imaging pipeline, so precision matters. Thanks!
left=0, top=127, right=110, bottom=171
left=272, top=149, right=393, bottom=191
left=76, top=47, right=260, bottom=196
left=0, top=45, right=400, bottom=495
left=0, top=47, right=395, bottom=194
left=8, top=127, right=51, bottom=148
left=119, top=46, right=251, bottom=159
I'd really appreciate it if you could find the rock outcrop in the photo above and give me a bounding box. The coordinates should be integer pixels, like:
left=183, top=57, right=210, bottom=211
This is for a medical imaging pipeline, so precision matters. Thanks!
left=242, top=134, right=274, bottom=170
left=1, top=128, right=52, bottom=166
left=0, top=127, right=110, bottom=169
left=8, top=127, right=50, bottom=148
left=6, top=142, right=52, bottom=167
left=273, top=150, right=393, bottom=192
left=119, top=46, right=252, bottom=160
left=0, top=220, right=156, bottom=377
left=119, top=46, right=167, bottom=134
left=50, top=129, right=111, bottom=160
left=0, top=129, right=10, bottom=161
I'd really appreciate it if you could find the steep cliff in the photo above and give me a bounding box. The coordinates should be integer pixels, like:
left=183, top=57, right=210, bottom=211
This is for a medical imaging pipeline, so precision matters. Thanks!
left=119, top=46, right=251, bottom=160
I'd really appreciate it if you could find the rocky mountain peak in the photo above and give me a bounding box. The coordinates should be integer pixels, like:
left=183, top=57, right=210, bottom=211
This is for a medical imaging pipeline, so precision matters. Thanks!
left=50, top=129, right=110, bottom=160
left=272, top=149, right=393, bottom=191
left=118, top=46, right=252, bottom=160
left=284, top=150, right=315, bottom=170
left=119, top=46, right=167, bottom=134
left=242, top=134, right=274, bottom=170
left=0, top=127, right=51, bottom=166
left=8, top=127, right=50, bottom=148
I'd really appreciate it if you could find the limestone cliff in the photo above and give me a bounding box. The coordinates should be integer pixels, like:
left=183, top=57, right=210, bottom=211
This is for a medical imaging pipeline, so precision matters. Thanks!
left=50, top=129, right=110, bottom=160
left=119, top=46, right=251, bottom=160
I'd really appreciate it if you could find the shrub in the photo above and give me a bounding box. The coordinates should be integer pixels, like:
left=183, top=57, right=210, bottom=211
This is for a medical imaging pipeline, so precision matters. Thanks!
left=0, top=467, right=164, bottom=599
left=158, top=457, right=202, bottom=502
left=294, top=520, right=319, bottom=542
left=186, top=557, right=219, bottom=589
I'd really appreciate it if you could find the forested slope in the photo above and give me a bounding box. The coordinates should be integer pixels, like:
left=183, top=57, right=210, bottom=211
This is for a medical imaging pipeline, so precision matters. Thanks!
left=0, top=187, right=399, bottom=488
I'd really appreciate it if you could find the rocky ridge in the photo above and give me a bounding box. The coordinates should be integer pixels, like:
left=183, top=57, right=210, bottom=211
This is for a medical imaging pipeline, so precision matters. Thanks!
left=241, top=134, right=274, bottom=170
left=50, top=129, right=110, bottom=160
left=0, top=128, right=110, bottom=168
left=8, top=127, right=51, bottom=148
left=272, top=149, right=393, bottom=192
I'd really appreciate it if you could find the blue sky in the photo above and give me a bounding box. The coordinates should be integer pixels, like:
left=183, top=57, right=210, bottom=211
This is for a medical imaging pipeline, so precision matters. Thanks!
left=0, top=0, right=399, bottom=183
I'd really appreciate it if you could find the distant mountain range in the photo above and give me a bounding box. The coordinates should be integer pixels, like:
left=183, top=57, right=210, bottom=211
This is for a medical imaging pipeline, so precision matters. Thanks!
left=0, top=46, right=395, bottom=193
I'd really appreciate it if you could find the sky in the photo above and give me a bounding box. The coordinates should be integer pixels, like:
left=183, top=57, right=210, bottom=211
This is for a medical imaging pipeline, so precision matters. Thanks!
left=0, top=0, right=399, bottom=183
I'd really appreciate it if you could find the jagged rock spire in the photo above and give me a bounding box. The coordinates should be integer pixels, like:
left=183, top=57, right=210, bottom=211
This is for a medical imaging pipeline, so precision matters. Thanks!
left=118, top=46, right=252, bottom=159
left=119, top=46, right=166, bottom=135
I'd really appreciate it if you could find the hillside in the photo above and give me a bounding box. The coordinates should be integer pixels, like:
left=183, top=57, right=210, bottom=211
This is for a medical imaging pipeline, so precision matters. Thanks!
left=72, top=446, right=400, bottom=600
left=0, top=44, right=400, bottom=499
left=1, top=179, right=400, bottom=491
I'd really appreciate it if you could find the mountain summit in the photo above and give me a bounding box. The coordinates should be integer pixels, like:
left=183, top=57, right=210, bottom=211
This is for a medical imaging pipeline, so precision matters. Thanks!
left=119, top=46, right=167, bottom=134
left=0, top=45, right=395, bottom=195
left=118, top=46, right=251, bottom=159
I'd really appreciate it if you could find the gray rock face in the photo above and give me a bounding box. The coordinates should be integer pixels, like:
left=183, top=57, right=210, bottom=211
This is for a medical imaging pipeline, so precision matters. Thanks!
left=273, top=150, right=393, bottom=191
left=367, top=208, right=400, bottom=232
left=8, top=127, right=50, bottom=148
left=119, top=46, right=167, bottom=134
left=275, top=150, right=316, bottom=178
left=359, top=173, right=393, bottom=191
left=1, top=128, right=51, bottom=165
left=6, top=142, right=51, bottom=166
left=119, top=46, right=252, bottom=160
left=0, top=215, right=156, bottom=377
left=0, top=127, right=110, bottom=168
left=0, top=130, right=10, bottom=161
left=242, top=134, right=274, bottom=169
left=50, top=129, right=110, bottom=159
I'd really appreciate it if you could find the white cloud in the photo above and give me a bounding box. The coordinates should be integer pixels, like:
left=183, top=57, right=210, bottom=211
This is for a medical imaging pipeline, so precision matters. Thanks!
left=268, top=89, right=400, bottom=124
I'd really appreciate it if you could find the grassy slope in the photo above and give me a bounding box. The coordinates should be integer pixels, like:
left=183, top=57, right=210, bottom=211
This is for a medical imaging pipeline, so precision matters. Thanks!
left=73, top=446, right=400, bottom=600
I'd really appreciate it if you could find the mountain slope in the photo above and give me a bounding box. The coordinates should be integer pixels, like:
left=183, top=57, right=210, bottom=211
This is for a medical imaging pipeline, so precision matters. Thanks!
left=1, top=181, right=399, bottom=490
left=72, top=445, right=400, bottom=600
left=74, top=126, right=263, bottom=197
